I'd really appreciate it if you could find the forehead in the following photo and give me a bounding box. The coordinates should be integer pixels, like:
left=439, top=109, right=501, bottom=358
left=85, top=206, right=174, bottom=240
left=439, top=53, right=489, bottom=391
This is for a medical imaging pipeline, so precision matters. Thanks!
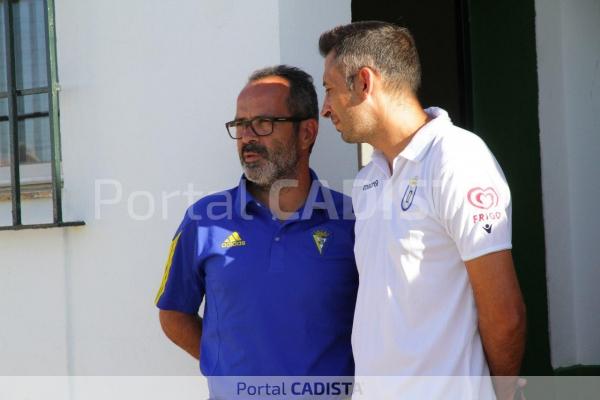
left=236, top=76, right=291, bottom=117
left=323, top=52, right=344, bottom=85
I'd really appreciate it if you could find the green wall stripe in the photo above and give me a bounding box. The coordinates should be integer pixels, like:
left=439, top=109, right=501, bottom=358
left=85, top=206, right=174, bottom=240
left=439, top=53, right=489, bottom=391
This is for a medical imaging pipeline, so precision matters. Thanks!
left=468, top=0, right=552, bottom=374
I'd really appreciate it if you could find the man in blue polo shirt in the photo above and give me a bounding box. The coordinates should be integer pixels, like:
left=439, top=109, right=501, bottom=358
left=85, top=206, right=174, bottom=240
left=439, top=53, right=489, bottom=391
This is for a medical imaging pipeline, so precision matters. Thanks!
left=155, top=66, right=357, bottom=386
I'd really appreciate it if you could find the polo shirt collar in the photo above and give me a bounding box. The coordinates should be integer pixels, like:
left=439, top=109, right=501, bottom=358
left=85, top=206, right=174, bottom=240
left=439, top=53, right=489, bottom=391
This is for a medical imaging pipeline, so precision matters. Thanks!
left=234, top=176, right=259, bottom=216
left=305, top=169, right=329, bottom=210
left=371, top=107, right=451, bottom=173
left=234, top=169, right=330, bottom=217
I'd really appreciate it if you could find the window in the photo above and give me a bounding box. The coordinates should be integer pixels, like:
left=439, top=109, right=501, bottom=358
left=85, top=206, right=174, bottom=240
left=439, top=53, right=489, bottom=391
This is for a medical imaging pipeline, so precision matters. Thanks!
left=0, top=0, right=82, bottom=229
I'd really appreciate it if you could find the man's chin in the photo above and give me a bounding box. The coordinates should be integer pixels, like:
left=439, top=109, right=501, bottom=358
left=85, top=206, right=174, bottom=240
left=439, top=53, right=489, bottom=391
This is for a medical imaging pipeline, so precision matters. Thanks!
left=244, top=175, right=269, bottom=186
left=241, top=159, right=267, bottom=175
left=340, top=130, right=359, bottom=144
left=242, top=167, right=270, bottom=187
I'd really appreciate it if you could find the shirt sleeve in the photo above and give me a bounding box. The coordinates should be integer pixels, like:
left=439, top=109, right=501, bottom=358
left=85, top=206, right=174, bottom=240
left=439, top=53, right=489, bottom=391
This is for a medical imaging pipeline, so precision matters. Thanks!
left=155, top=218, right=205, bottom=313
left=434, top=140, right=512, bottom=261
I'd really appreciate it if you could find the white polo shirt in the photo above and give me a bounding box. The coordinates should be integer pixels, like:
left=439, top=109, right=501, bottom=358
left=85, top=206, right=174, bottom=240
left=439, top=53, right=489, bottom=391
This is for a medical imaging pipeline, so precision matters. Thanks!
left=351, top=108, right=511, bottom=398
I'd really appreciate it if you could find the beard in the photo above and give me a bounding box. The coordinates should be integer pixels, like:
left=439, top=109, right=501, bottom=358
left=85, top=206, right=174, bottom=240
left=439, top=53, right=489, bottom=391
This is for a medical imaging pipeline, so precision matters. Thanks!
left=239, top=137, right=299, bottom=187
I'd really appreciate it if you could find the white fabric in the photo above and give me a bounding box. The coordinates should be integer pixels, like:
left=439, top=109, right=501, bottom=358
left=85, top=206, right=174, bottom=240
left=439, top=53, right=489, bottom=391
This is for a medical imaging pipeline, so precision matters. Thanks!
left=351, top=107, right=511, bottom=398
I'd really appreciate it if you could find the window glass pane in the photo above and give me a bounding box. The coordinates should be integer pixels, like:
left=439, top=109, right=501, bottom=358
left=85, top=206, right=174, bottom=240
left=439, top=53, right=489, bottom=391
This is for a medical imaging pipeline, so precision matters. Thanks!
left=0, top=98, right=8, bottom=167
left=18, top=93, right=50, bottom=164
left=0, top=1, right=7, bottom=92
left=18, top=93, right=53, bottom=226
left=12, top=0, right=48, bottom=90
left=0, top=97, right=12, bottom=225
left=16, top=92, right=53, bottom=226
left=19, top=157, right=53, bottom=225
left=17, top=154, right=53, bottom=225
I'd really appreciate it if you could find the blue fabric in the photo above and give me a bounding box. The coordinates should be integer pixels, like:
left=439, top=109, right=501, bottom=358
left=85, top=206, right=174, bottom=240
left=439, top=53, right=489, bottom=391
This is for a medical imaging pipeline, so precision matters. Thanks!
left=157, top=171, right=358, bottom=377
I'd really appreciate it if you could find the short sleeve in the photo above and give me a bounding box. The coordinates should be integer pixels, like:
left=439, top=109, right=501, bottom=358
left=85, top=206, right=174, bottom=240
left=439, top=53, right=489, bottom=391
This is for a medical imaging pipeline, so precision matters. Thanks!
left=155, top=218, right=205, bottom=313
left=434, top=140, right=512, bottom=261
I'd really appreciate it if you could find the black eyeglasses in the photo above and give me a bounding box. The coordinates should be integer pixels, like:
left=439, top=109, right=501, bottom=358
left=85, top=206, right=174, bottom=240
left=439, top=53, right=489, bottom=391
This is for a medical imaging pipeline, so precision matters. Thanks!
left=225, top=116, right=307, bottom=139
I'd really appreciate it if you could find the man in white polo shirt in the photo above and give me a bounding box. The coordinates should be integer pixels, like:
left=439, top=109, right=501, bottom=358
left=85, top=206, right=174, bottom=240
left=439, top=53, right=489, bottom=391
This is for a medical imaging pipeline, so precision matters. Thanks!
left=319, top=21, right=526, bottom=399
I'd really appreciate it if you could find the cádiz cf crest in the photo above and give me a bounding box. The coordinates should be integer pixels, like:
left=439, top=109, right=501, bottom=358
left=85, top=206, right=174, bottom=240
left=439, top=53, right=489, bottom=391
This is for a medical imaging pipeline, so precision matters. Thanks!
left=312, top=230, right=330, bottom=255
left=401, top=176, right=419, bottom=211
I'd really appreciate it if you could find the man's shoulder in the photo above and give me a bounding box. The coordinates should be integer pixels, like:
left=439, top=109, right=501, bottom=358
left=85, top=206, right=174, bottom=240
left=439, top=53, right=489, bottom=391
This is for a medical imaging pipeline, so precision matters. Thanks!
left=314, top=181, right=355, bottom=222
left=179, top=186, right=239, bottom=227
left=356, top=162, right=376, bottom=179
left=192, top=186, right=239, bottom=207
left=428, top=125, right=495, bottom=169
left=433, top=123, right=486, bottom=149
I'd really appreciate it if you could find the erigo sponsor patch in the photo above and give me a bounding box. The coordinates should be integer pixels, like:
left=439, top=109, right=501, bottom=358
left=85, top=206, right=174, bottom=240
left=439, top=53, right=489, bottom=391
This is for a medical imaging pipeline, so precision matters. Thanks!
left=471, top=211, right=503, bottom=224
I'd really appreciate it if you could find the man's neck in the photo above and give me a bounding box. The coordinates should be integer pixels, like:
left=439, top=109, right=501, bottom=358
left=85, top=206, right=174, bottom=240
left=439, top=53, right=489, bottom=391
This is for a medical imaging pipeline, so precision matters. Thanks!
left=247, top=167, right=312, bottom=221
left=369, top=96, right=430, bottom=172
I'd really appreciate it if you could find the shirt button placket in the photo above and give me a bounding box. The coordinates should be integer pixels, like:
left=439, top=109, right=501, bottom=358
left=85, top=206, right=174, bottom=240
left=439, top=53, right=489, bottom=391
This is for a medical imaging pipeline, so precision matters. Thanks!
left=269, top=228, right=285, bottom=272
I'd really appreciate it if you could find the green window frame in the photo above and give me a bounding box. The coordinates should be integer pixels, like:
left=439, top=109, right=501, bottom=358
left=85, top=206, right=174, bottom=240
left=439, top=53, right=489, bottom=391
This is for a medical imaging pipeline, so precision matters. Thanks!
left=0, top=0, right=82, bottom=230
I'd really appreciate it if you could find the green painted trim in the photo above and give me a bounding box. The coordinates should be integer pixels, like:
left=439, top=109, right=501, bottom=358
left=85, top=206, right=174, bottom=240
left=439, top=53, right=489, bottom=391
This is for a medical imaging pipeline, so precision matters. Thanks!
left=0, top=221, right=85, bottom=231
left=467, top=0, right=552, bottom=375
left=3, top=0, right=22, bottom=225
left=555, top=365, right=600, bottom=376
left=44, top=0, right=63, bottom=223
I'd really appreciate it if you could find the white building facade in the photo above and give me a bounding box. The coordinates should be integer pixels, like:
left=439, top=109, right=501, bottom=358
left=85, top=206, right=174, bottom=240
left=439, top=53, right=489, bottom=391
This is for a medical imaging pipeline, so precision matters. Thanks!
left=0, top=1, right=598, bottom=396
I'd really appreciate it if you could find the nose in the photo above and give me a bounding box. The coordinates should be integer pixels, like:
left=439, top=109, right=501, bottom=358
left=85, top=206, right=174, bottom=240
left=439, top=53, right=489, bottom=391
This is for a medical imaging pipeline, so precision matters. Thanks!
left=239, top=123, right=258, bottom=143
left=321, top=99, right=331, bottom=119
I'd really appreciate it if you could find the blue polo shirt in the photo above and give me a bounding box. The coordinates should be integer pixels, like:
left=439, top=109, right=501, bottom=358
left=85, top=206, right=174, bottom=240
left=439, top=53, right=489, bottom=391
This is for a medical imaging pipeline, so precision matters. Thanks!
left=155, top=171, right=358, bottom=377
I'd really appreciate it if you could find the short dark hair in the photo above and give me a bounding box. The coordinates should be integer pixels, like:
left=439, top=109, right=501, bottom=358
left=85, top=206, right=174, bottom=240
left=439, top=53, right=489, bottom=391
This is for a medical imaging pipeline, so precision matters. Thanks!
left=248, top=65, right=319, bottom=120
left=319, top=21, right=421, bottom=94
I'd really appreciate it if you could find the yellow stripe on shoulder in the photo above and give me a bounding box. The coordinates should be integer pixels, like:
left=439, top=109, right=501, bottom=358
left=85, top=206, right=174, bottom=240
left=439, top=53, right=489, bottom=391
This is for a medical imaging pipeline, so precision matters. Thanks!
left=154, top=232, right=182, bottom=305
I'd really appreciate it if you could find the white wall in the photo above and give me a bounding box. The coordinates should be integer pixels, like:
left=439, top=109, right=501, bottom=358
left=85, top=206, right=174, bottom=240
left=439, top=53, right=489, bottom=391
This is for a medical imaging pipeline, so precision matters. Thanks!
left=536, top=0, right=600, bottom=368
left=278, top=0, right=355, bottom=190
left=0, top=0, right=353, bottom=379
left=0, top=229, right=70, bottom=375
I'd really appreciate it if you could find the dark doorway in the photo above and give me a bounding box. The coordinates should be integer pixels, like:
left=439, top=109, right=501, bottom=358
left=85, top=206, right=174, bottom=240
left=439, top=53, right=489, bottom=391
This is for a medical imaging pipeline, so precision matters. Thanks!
left=351, top=0, right=472, bottom=129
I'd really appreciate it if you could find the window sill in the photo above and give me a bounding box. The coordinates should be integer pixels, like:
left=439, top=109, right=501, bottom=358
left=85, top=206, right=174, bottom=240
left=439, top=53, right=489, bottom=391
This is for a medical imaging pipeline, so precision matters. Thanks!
left=0, top=221, right=85, bottom=231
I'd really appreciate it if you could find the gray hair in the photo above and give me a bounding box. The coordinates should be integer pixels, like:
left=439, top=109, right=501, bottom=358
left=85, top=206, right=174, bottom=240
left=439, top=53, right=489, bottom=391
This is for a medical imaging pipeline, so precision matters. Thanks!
left=319, top=21, right=421, bottom=94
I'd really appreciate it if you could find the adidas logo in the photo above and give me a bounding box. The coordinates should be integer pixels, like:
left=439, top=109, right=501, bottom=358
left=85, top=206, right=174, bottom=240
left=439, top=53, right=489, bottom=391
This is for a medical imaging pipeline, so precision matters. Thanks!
left=221, top=231, right=246, bottom=248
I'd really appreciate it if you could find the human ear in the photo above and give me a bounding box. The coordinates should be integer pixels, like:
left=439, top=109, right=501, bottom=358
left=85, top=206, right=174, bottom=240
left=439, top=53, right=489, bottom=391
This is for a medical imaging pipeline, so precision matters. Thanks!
left=355, top=67, right=376, bottom=99
left=299, top=119, right=318, bottom=151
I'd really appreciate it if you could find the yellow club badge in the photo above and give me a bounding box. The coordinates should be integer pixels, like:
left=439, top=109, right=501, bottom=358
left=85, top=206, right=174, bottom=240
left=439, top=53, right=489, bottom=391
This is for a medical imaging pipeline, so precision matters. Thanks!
left=312, top=230, right=330, bottom=255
